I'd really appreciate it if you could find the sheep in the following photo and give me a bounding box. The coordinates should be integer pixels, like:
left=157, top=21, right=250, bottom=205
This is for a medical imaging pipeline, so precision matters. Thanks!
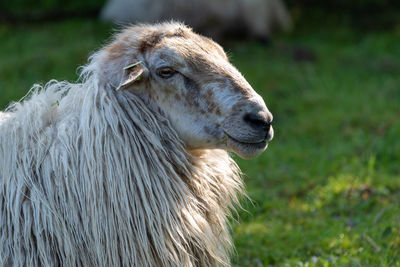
left=0, top=22, right=274, bottom=267
left=100, top=0, right=291, bottom=42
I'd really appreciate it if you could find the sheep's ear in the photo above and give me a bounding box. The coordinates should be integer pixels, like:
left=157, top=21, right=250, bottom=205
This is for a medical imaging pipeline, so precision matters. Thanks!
left=116, top=61, right=148, bottom=91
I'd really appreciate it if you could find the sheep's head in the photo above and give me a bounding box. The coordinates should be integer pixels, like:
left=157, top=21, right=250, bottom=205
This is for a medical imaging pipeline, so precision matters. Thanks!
left=100, top=22, right=273, bottom=159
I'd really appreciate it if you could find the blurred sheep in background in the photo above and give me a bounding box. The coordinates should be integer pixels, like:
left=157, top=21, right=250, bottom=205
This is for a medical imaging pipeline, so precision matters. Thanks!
left=100, top=0, right=291, bottom=42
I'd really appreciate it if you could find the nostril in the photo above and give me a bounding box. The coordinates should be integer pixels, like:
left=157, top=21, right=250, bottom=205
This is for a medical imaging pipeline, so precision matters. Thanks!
left=243, top=113, right=271, bottom=131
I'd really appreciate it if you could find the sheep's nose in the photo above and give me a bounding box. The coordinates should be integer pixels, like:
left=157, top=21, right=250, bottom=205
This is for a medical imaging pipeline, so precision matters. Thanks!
left=243, top=113, right=272, bottom=133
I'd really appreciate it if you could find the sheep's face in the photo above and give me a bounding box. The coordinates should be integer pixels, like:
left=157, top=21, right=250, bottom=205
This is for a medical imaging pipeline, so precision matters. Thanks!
left=106, top=23, right=273, bottom=159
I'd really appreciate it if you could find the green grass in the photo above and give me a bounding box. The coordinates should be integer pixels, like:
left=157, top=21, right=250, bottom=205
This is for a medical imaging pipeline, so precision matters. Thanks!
left=1, top=19, right=400, bottom=266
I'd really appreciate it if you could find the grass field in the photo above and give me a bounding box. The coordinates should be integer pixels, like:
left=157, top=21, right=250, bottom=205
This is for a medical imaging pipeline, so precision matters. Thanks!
left=1, top=19, right=399, bottom=266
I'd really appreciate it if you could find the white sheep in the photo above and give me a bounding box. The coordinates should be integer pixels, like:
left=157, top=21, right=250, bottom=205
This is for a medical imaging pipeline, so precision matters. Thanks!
left=0, top=22, right=273, bottom=267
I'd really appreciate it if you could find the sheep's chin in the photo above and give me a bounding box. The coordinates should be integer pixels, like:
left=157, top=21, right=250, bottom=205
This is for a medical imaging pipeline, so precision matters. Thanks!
left=226, top=136, right=268, bottom=159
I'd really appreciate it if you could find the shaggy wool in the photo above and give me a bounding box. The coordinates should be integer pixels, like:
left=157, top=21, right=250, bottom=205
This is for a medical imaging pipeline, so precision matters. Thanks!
left=0, top=56, right=244, bottom=266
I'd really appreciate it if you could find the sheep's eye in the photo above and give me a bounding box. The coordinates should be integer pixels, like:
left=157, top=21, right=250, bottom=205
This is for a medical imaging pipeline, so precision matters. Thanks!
left=157, top=67, right=176, bottom=79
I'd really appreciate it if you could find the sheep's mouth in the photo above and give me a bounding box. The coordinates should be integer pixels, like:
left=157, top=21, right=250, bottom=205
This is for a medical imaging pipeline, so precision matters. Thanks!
left=224, top=132, right=269, bottom=159
left=225, top=133, right=267, bottom=145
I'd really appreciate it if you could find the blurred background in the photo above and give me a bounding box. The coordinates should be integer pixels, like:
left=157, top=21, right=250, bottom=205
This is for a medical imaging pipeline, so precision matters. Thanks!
left=0, top=0, right=399, bottom=266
